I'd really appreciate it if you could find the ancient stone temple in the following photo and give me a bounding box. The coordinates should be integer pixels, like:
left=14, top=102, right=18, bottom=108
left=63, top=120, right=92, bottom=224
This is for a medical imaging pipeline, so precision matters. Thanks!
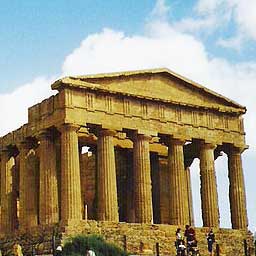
left=0, top=68, right=251, bottom=254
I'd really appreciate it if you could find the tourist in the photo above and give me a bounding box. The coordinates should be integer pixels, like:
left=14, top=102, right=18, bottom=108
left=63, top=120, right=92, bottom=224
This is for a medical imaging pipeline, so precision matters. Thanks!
left=56, top=243, right=63, bottom=256
left=175, top=228, right=186, bottom=255
left=12, top=243, right=23, bottom=256
left=206, top=228, right=215, bottom=256
left=86, top=248, right=96, bottom=256
left=184, top=225, right=190, bottom=243
left=186, top=226, right=199, bottom=255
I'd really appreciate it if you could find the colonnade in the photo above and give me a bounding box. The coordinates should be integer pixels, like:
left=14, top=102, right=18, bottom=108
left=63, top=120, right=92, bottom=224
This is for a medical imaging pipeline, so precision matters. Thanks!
left=0, top=124, right=248, bottom=234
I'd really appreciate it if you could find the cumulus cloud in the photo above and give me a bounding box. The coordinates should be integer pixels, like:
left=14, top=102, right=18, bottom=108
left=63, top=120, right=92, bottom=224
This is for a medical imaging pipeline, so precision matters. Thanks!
left=0, top=77, right=55, bottom=136
left=1, top=0, right=256, bottom=230
left=195, top=0, right=256, bottom=46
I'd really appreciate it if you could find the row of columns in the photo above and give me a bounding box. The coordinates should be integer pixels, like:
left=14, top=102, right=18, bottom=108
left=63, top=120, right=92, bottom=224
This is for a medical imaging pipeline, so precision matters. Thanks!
left=0, top=124, right=248, bottom=234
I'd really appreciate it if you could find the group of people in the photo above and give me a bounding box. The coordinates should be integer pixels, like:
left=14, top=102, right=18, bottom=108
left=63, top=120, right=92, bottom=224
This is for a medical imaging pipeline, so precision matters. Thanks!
left=175, top=225, right=215, bottom=256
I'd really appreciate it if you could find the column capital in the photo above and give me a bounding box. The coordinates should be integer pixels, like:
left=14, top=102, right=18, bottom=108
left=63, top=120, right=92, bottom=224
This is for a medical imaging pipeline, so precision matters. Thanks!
left=160, top=135, right=186, bottom=147
left=16, top=140, right=33, bottom=152
left=132, top=132, right=152, bottom=142
left=200, top=141, right=216, bottom=150
left=57, top=123, right=80, bottom=133
left=99, top=129, right=116, bottom=137
left=228, top=145, right=247, bottom=155
left=0, top=147, right=9, bottom=156
left=36, top=129, right=53, bottom=141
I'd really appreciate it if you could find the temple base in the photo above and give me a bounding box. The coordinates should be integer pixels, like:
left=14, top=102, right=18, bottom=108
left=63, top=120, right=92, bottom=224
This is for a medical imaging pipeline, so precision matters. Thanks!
left=0, top=221, right=254, bottom=255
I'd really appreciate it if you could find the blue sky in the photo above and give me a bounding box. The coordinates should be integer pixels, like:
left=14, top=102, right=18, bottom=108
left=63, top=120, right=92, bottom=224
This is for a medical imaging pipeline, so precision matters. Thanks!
left=1, top=0, right=256, bottom=231
left=1, top=0, right=255, bottom=92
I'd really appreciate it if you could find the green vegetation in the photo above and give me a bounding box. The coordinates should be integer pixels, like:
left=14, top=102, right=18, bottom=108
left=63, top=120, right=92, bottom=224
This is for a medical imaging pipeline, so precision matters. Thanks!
left=62, top=234, right=129, bottom=256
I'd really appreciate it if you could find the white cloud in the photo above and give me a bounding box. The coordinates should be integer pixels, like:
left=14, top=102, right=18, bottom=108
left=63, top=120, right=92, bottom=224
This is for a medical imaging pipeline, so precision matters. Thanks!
left=150, top=0, right=170, bottom=22
left=217, top=35, right=243, bottom=50
left=173, top=16, right=218, bottom=33
left=0, top=77, right=55, bottom=136
left=195, top=0, right=256, bottom=46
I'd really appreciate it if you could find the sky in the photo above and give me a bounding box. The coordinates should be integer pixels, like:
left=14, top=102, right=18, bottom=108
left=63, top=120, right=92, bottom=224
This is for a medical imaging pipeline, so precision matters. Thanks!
left=0, top=0, right=256, bottom=231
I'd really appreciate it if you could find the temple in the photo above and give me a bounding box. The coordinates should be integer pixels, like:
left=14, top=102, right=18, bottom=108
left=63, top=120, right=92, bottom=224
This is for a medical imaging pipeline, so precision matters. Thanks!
left=0, top=68, right=250, bottom=254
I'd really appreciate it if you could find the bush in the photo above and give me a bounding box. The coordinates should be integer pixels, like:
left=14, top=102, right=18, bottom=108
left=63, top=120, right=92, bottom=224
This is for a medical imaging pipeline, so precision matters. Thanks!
left=62, top=234, right=129, bottom=256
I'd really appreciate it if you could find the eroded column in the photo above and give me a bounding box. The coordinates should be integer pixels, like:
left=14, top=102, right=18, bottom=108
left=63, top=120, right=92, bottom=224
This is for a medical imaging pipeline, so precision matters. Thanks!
left=228, top=146, right=248, bottom=229
left=97, top=129, right=119, bottom=222
left=185, top=167, right=194, bottom=226
left=133, top=133, right=153, bottom=223
left=168, top=138, right=189, bottom=225
left=18, top=142, right=32, bottom=230
left=59, top=124, right=82, bottom=224
left=38, top=131, right=59, bottom=225
left=200, top=143, right=219, bottom=227
left=0, top=150, right=16, bottom=233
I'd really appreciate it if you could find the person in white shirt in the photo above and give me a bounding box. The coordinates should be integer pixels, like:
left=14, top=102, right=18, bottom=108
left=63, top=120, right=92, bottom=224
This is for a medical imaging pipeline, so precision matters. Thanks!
left=86, top=248, right=96, bottom=256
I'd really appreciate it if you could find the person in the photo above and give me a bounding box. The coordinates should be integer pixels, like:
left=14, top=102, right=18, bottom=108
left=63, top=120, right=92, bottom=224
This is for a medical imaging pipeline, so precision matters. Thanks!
left=12, top=243, right=23, bottom=256
left=187, top=226, right=199, bottom=255
left=175, top=228, right=186, bottom=256
left=56, top=243, right=62, bottom=256
left=206, top=228, right=215, bottom=255
left=86, top=248, right=96, bottom=256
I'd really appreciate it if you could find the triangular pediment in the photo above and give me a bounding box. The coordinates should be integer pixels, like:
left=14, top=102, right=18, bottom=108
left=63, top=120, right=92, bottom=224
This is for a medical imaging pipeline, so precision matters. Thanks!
left=52, top=68, right=245, bottom=114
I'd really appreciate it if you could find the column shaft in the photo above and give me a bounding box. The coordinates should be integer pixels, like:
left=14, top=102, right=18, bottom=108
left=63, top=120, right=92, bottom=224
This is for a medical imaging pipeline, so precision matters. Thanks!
left=185, top=167, right=194, bottom=226
left=200, top=143, right=219, bottom=227
left=159, top=158, right=170, bottom=224
left=60, top=124, right=82, bottom=223
left=0, top=151, right=16, bottom=233
left=18, top=143, right=31, bottom=230
left=228, top=147, right=248, bottom=229
left=133, top=134, right=153, bottom=223
left=97, top=129, right=119, bottom=221
left=39, top=132, right=59, bottom=225
left=168, top=139, right=189, bottom=225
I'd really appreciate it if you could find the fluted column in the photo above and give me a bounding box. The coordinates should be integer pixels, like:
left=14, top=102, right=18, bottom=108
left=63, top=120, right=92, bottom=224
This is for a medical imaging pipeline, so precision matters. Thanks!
left=185, top=167, right=194, bottom=226
left=0, top=150, right=16, bottom=233
left=38, top=131, right=59, bottom=225
left=59, top=124, right=82, bottom=223
left=228, top=146, right=248, bottom=229
left=18, top=142, right=31, bottom=230
left=133, top=133, right=153, bottom=223
left=168, top=138, right=189, bottom=225
left=200, top=143, right=219, bottom=227
left=97, top=129, right=119, bottom=221
left=159, top=158, right=170, bottom=224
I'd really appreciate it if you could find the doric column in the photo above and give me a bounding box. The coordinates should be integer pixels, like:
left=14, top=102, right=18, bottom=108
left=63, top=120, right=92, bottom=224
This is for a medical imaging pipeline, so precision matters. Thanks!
left=159, top=157, right=170, bottom=224
left=59, top=124, right=82, bottom=223
left=38, top=131, right=59, bottom=225
left=17, top=142, right=32, bottom=230
left=228, top=146, right=248, bottom=229
left=97, top=129, right=119, bottom=222
left=0, top=150, right=16, bottom=233
left=168, top=138, right=189, bottom=225
left=133, top=133, right=153, bottom=223
left=200, top=142, right=219, bottom=227
left=185, top=167, right=194, bottom=226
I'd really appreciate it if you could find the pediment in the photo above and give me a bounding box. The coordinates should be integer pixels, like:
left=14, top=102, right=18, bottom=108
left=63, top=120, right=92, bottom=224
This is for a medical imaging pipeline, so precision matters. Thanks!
left=52, top=68, right=245, bottom=114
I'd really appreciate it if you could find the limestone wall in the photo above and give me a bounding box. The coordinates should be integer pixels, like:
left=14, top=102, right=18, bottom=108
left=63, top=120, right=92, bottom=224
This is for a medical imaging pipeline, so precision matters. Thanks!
left=63, top=221, right=254, bottom=256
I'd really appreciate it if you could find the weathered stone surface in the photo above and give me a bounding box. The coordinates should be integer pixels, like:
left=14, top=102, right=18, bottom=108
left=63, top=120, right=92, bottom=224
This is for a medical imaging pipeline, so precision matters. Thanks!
left=97, top=129, right=119, bottom=222
left=168, top=138, right=189, bottom=225
left=59, top=124, right=82, bottom=224
left=38, top=131, right=59, bottom=225
left=228, top=146, right=248, bottom=229
left=0, top=69, right=249, bottom=255
left=133, top=133, right=153, bottom=224
left=200, top=143, right=219, bottom=227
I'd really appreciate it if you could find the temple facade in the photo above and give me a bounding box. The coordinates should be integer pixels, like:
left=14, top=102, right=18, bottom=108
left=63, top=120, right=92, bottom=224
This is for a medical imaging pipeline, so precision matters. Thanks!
left=0, top=68, right=248, bottom=235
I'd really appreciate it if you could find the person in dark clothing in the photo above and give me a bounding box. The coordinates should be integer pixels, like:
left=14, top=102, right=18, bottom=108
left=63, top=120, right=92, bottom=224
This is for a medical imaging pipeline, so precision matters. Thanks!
left=206, top=228, right=215, bottom=255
